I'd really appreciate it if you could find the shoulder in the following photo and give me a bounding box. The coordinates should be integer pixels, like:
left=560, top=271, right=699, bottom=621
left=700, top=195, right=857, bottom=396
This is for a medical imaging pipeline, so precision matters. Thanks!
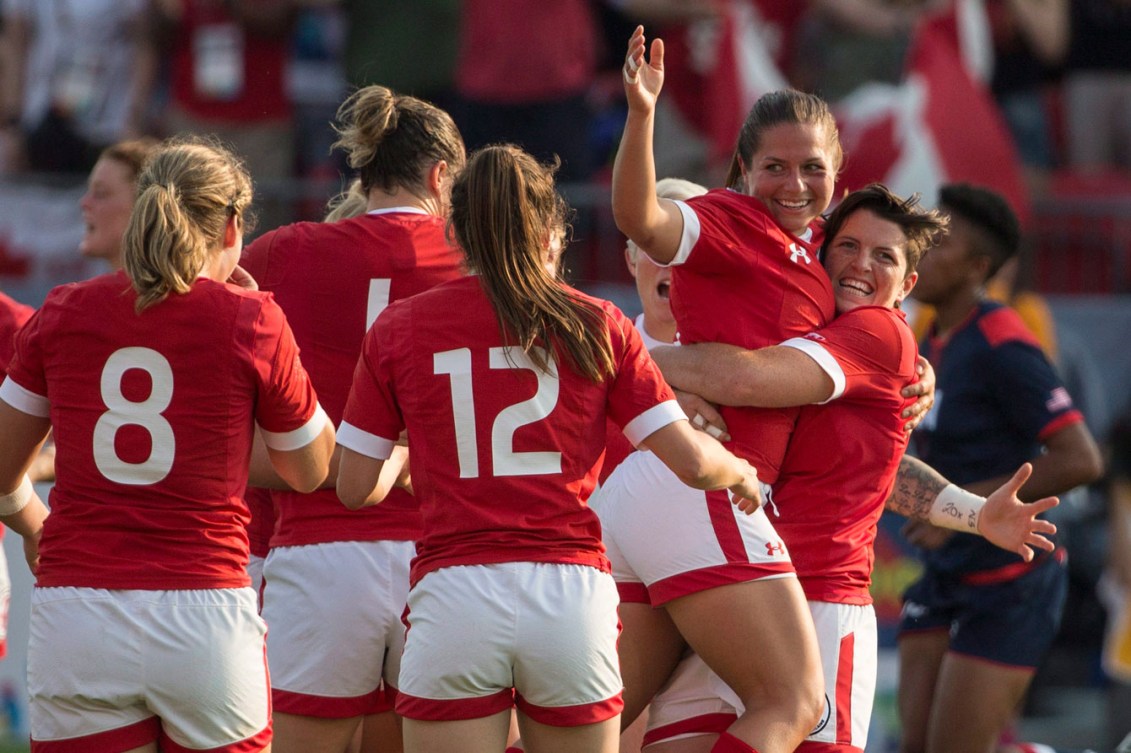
left=975, top=302, right=1042, bottom=350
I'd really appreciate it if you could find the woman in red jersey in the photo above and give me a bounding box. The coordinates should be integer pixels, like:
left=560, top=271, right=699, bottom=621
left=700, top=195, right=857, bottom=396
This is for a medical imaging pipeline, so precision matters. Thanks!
left=335, top=144, right=764, bottom=753
left=240, top=85, right=467, bottom=753
left=0, top=137, right=334, bottom=753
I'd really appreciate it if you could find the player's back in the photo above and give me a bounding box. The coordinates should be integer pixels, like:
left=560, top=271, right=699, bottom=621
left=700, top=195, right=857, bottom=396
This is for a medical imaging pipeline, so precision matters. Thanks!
left=353, top=276, right=673, bottom=583
left=4, top=271, right=312, bottom=589
left=241, top=210, right=464, bottom=545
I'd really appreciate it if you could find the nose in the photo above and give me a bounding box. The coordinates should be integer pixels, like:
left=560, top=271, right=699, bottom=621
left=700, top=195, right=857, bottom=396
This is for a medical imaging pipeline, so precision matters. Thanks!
left=79, top=190, right=93, bottom=212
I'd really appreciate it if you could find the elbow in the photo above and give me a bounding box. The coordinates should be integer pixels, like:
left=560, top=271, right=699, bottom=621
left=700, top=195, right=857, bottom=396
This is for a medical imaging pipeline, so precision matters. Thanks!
left=287, top=466, right=328, bottom=495
left=336, top=484, right=368, bottom=510
left=1077, top=447, right=1105, bottom=488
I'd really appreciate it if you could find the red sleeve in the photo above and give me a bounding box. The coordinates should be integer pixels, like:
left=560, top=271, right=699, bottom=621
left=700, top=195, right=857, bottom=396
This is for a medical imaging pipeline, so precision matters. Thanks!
left=251, top=296, right=320, bottom=433
left=814, top=307, right=918, bottom=398
left=340, top=304, right=406, bottom=448
left=4, top=304, right=48, bottom=398
left=603, top=303, right=678, bottom=433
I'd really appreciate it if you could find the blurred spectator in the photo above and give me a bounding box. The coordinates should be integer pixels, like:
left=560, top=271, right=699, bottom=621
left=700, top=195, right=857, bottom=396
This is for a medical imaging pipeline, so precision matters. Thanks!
left=987, top=0, right=1069, bottom=195
left=453, top=0, right=600, bottom=183
left=794, top=0, right=946, bottom=104
left=1062, top=0, right=1131, bottom=173
left=150, top=0, right=297, bottom=232
left=0, top=0, right=156, bottom=174
left=341, top=0, right=458, bottom=111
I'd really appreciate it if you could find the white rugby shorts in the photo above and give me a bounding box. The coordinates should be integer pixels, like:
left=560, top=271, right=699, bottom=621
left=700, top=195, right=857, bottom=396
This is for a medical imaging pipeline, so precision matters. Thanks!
left=29, top=586, right=269, bottom=753
left=396, top=562, right=623, bottom=726
left=262, top=540, right=412, bottom=717
left=643, top=600, right=876, bottom=752
left=592, top=451, right=794, bottom=606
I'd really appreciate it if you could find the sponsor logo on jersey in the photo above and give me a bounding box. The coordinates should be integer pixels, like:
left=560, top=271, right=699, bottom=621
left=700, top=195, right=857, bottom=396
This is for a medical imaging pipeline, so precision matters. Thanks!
left=804, top=332, right=826, bottom=342
left=789, top=242, right=812, bottom=265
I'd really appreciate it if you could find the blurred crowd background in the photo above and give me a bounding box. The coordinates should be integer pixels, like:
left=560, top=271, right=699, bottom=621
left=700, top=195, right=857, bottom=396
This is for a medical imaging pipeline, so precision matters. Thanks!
left=0, top=1, right=1130, bottom=750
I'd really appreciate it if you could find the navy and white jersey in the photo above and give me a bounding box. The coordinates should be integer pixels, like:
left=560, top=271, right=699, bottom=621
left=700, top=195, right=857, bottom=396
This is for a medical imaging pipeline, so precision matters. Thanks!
left=914, top=300, right=1084, bottom=575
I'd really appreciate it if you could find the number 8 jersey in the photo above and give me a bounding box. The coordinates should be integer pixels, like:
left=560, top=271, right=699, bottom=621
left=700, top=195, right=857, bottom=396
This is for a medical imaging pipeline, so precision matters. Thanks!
left=338, top=276, right=685, bottom=585
left=0, top=271, right=326, bottom=590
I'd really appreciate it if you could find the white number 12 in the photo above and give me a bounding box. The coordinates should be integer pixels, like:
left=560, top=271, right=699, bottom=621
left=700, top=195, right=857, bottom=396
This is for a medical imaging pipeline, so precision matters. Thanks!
left=432, top=346, right=561, bottom=478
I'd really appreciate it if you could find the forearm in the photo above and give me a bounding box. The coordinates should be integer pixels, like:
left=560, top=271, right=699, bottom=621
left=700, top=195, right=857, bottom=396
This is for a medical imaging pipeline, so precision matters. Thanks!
left=611, top=108, right=665, bottom=255
left=885, top=455, right=949, bottom=519
left=653, top=342, right=833, bottom=408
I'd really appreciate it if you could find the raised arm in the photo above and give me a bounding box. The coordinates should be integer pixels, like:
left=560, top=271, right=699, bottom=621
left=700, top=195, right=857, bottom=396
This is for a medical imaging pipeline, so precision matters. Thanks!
left=611, top=26, right=685, bottom=264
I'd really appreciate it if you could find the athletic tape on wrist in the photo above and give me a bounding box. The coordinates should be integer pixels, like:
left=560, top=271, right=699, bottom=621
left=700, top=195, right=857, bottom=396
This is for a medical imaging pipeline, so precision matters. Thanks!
left=928, top=484, right=985, bottom=532
left=0, top=474, right=33, bottom=516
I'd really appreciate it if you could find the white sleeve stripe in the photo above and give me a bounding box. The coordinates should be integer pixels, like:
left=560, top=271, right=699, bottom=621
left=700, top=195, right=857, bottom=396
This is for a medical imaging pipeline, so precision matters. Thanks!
left=664, top=200, right=700, bottom=267
left=781, top=337, right=845, bottom=403
left=623, top=400, right=686, bottom=446
left=336, top=421, right=395, bottom=460
left=0, top=377, right=49, bottom=417
left=259, top=404, right=331, bottom=451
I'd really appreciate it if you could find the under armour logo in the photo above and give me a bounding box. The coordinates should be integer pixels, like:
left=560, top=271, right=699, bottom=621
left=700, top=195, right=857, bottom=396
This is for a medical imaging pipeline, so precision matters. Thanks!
left=765, top=541, right=786, bottom=556
left=789, top=243, right=811, bottom=265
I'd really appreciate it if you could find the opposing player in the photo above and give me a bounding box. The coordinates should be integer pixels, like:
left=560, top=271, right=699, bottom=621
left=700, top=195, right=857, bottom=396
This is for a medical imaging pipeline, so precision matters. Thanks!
left=335, top=144, right=763, bottom=753
left=240, top=85, right=466, bottom=753
left=0, top=137, right=335, bottom=753
left=897, top=184, right=1103, bottom=753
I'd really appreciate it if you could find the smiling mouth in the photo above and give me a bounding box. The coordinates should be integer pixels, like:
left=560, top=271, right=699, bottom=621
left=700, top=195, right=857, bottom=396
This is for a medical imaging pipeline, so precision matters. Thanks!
left=839, top=280, right=872, bottom=296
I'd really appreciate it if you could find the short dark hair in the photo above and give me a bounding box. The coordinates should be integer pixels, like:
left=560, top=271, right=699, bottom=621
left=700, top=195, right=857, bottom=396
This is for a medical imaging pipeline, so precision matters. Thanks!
left=822, top=183, right=948, bottom=274
left=938, top=183, right=1020, bottom=279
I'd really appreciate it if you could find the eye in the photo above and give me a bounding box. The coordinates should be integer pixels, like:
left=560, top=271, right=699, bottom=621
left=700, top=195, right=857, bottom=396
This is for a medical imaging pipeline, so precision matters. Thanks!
left=764, top=163, right=784, bottom=173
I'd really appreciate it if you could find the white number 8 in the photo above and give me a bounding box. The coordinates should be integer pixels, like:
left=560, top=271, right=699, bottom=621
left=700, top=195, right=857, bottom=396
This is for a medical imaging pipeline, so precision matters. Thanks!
left=93, top=347, right=176, bottom=485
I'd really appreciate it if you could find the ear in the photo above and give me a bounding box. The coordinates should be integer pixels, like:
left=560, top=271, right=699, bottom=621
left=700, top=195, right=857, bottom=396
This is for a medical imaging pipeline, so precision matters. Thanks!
left=897, top=271, right=919, bottom=305
left=427, top=160, right=449, bottom=199
left=624, top=246, right=638, bottom=278
left=223, top=214, right=240, bottom=249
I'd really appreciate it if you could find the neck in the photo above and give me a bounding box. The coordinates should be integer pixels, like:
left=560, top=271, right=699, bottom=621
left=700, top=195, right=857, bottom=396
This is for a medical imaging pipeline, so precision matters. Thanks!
left=641, top=316, right=676, bottom=344
left=930, top=286, right=984, bottom=337
left=367, top=187, right=441, bottom=216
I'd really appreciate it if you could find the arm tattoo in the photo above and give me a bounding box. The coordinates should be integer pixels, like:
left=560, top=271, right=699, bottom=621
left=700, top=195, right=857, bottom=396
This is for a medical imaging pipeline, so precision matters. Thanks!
left=885, top=455, right=949, bottom=520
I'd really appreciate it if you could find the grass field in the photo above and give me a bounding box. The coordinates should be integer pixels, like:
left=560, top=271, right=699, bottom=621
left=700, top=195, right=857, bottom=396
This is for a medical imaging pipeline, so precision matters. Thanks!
left=0, top=742, right=26, bottom=753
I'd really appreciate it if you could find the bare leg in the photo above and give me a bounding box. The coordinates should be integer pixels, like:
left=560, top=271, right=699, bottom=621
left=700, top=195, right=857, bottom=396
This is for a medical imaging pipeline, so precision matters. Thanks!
left=664, top=579, right=824, bottom=753
left=359, top=710, right=403, bottom=753
left=618, top=602, right=686, bottom=729
left=925, top=653, right=1036, bottom=753
left=273, top=712, right=362, bottom=753
left=517, top=710, right=621, bottom=753
left=897, top=630, right=949, bottom=753
left=620, top=705, right=649, bottom=753
left=403, top=710, right=511, bottom=753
